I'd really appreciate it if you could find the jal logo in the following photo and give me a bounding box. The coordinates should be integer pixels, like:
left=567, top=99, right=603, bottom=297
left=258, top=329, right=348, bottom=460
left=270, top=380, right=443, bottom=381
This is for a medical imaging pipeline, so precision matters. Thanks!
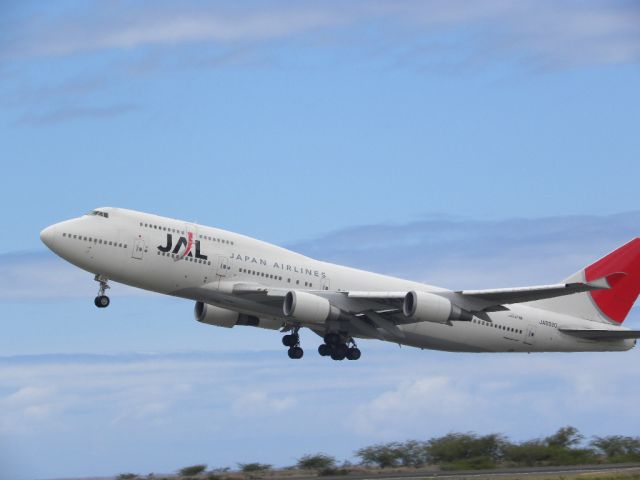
left=158, top=232, right=208, bottom=260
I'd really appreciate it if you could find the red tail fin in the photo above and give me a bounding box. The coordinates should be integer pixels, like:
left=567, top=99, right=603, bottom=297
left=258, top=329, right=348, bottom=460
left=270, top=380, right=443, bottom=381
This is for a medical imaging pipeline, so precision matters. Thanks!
left=585, top=238, right=640, bottom=323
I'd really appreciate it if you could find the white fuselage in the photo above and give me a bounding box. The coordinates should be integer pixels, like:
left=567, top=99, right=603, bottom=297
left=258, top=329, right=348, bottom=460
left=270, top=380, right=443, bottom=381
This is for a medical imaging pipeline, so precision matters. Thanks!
left=40, top=208, right=635, bottom=353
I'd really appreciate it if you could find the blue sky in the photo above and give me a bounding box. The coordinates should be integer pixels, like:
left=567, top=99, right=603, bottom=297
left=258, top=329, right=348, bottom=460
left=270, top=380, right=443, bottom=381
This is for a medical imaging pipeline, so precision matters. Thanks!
left=1, top=1, right=640, bottom=479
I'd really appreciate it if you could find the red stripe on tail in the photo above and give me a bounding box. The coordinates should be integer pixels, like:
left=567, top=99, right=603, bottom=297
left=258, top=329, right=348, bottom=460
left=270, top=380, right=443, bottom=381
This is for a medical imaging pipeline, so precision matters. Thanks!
left=585, top=238, right=640, bottom=323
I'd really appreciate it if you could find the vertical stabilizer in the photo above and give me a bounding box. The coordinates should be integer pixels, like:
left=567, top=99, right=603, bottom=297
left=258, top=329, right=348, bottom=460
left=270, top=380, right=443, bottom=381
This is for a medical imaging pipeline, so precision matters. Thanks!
left=530, top=238, right=640, bottom=324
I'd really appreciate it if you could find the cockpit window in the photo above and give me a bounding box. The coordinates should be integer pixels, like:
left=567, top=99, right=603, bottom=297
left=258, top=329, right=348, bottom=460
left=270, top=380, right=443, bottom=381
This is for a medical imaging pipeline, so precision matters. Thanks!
left=88, top=210, right=109, bottom=218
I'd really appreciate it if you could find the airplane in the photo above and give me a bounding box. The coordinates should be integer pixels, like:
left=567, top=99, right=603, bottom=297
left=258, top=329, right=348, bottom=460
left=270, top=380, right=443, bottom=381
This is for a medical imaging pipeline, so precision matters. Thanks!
left=40, top=207, right=640, bottom=360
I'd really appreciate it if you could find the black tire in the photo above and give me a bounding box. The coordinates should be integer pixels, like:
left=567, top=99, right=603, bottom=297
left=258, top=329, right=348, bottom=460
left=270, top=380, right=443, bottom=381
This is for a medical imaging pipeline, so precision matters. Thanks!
left=323, top=332, right=340, bottom=346
left=347, top=347, right=361, bottom=360
left=288, top=346, right=304, bottom=359
left=331, top=344, right=347, bottom=361
left=318, top=344, right=331, bottom=356
left=282, top=334, right=298, bottom=347
left=94, top=295, right=110, bottom=308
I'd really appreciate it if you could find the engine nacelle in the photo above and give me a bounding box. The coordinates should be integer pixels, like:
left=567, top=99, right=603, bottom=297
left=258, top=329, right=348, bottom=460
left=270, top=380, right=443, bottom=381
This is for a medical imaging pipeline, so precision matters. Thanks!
left=283, top=290, right=339, bottom=324
left=194, top=302, right=282, bottom=330
left=194, top=302, right=239, bottom=328
left=402, top=291, right=473, bottom=324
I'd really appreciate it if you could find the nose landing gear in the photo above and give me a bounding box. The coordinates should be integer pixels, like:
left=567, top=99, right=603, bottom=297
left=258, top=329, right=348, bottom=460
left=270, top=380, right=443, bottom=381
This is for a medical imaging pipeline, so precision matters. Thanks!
left=282, top=326, right=304, bottom=359
left=94, top=274, right=110, bottom=308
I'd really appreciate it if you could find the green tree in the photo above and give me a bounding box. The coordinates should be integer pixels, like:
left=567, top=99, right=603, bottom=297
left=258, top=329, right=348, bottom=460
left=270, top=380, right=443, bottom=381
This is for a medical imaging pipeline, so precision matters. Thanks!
left=503, top=440, right=556, bottom=466
left=355, top=442, right=403, bottom=468
left=296, top=453, right=336, bottom=471
left=545, top=426, right=583, bottom=449
left=178, top=464, right=207, bottom=476
left=395, top=440, right=429, bottom=467
left=425, top=432, right=508, bottom=468
left=591, top=435, right=640, bottom=461
left=503, top=428, right=597, bottom=467
left=116, top=475, right=139, bottom=480
left=238, top=462, right=272, bottom=473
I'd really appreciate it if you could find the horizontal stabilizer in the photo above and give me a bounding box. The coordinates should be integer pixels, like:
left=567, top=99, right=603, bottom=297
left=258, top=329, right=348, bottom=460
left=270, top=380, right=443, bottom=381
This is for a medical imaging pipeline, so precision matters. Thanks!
left=455, top=274, right=619, bottom=311
left=559, top=329, right=640, bottom=340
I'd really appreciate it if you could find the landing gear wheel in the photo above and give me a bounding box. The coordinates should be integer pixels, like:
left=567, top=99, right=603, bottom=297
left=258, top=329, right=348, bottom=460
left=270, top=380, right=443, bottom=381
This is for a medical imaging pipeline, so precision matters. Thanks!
left=282, top=334, right=299, bottom=347
left=346, top=347, right=361, bottom=360
left=94, top=274, right=111, bottom=308
left=330, top=344, right=348, bottom=361
left=94, top=295, right=110, bottom=308
left=318, top=344, right=331, bottom=357
left=288, top=346, right=304, bottom=359
left=323, top=332, right=341, bottom=346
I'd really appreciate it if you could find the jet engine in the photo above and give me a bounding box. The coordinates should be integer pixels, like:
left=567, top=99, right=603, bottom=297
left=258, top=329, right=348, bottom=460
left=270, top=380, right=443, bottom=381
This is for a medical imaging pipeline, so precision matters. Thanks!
left=194, top=302, right=282, bottom=330
left=283, top=290, right=340, bottom=324
left=402, top=291, right=473, bottom=324
left=195, top=302, right=239, bottom=328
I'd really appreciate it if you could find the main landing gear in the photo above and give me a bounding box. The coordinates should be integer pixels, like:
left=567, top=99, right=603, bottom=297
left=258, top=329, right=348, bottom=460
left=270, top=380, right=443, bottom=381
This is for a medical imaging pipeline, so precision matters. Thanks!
left=281, top=328, right=362, bottom=361
left=319, top=333, right=361, bottom=361
left=282, top=326, right=303, bottom=359
left=94, top=274, right=110, bottom=308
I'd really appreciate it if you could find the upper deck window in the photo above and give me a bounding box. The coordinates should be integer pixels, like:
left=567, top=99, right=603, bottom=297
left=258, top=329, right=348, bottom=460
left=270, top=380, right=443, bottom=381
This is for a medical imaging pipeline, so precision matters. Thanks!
left=88, top=210, right=109, bottom=218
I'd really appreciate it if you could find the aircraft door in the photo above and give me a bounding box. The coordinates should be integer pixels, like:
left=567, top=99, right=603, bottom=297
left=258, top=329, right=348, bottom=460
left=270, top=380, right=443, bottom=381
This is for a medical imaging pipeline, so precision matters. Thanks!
left=320, top=276, right=331, bottom=291
left=524, top=324, right=537, bottom=348
left=216, top=255, right=230, bottom=278
left=132, top=238, right=145, bottom=260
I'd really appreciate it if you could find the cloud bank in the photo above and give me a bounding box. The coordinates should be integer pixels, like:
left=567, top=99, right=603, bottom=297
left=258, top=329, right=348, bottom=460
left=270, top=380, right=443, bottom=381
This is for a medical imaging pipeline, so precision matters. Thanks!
left=292, top=211, right=640, bottom=289
left=1, top=348, right=639, bottom=479
left=3, top=1, right=640, bottom=69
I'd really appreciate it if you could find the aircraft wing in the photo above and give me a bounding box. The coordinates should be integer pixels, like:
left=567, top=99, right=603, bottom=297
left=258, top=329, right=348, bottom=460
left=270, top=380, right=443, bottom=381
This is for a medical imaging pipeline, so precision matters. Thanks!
left=346, top=275, right=619, bottom=314
left=229, top=275, right=618, bottom=324
left=215, top=274, right=620, bottom=342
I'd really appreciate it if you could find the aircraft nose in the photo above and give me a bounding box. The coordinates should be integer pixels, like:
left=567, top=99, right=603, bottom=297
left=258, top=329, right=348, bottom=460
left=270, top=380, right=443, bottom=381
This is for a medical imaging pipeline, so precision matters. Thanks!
left=40, top=224, right=56, bottom=249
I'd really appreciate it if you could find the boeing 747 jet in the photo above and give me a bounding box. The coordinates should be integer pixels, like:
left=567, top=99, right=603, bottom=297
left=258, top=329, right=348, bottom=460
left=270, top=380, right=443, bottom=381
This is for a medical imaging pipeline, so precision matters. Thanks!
left=40, top=208, right=640, bottom=360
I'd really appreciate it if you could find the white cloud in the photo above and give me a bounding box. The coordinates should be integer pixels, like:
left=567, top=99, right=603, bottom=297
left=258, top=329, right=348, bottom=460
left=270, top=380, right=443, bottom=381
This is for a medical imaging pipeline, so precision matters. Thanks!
left=346, top=351, right=640, bottom=442
left=1, top=347, right=640, bottom=478
left=4, top=1, right=640, bottom=68
left=232, top=391, right=297, bottom=416
left=352, top=376, right=472, bottom=437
